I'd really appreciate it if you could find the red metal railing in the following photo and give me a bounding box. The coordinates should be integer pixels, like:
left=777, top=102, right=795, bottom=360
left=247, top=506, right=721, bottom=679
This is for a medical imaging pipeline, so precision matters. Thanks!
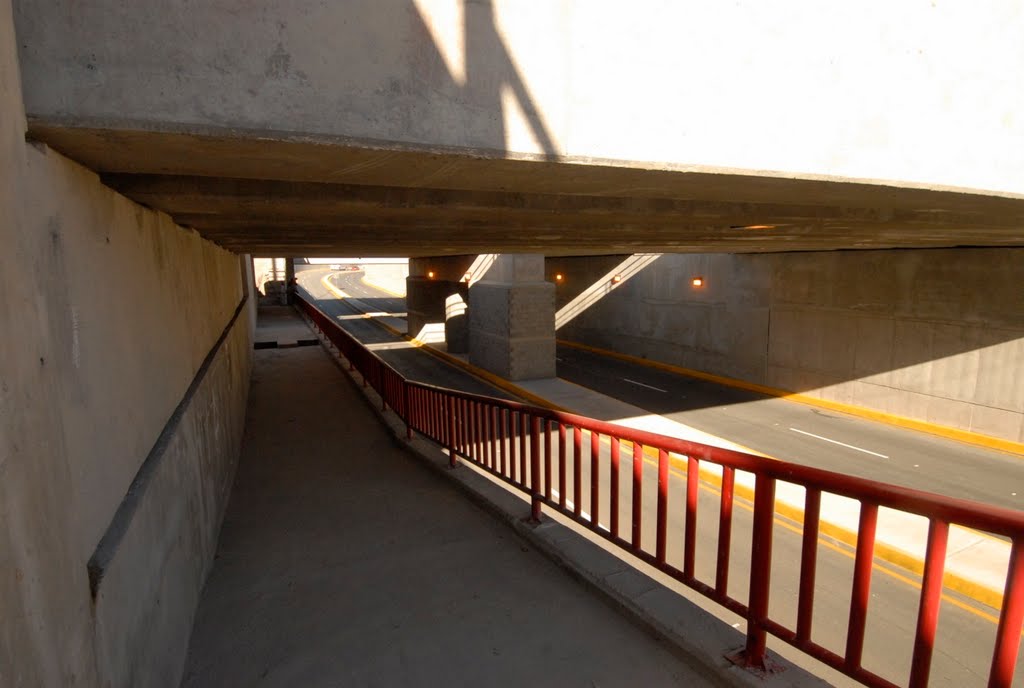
left=298, top=295, right=1024, bottom=688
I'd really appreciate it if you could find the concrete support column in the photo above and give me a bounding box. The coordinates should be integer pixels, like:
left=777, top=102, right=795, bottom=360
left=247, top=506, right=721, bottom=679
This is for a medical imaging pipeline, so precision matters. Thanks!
left=283, top=256, right=296, bottom=305
left=469, top=255, right=555, bottom=380
left=405, top=256, right=473, bottom=343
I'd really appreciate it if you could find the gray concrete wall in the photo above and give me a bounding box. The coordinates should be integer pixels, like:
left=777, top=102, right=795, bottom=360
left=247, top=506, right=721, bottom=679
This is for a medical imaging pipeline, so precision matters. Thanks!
left=557, top=250, right=1024, bottom=443
left=406, top=255, right=474, bottom=337
left=0, top=1, right=252, bottom=683
left=14, top=0, right=1024, bottom=195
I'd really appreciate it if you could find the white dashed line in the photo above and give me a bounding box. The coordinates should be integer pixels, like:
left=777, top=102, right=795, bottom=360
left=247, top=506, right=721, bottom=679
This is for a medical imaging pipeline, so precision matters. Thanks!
left=789, top=427, right=889, bottom=459
left=622, top=378, right=669, bottom=393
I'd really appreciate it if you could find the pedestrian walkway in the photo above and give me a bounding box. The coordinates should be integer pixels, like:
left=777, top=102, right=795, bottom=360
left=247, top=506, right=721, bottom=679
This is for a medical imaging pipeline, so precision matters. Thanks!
left=179, top=308, right=712, bottom=687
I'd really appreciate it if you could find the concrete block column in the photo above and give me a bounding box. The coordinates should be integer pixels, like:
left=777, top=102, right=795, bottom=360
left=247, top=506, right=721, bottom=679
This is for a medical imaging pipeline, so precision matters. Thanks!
left=405, top=256, right=473, bottom=340
left=469, top=255, right=556, bottom=380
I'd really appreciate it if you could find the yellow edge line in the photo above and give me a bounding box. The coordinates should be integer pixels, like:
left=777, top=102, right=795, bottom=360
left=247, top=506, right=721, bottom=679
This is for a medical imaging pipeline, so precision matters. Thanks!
left=318, top=289, right=1006, bottom=612
left=320, top=273, right=349, bottom=300
left=558, top=339, right=1024, bottom=458
left=699, top=464, right=1004, bottom=610
left=696, top=481, right=1009, bottom=629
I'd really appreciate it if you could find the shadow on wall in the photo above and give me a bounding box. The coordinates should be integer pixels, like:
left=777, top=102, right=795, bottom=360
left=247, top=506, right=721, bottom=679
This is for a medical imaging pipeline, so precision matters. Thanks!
left=398, top=0, right=559, bottom=158
left=547, top=250, right=1024, bottom=440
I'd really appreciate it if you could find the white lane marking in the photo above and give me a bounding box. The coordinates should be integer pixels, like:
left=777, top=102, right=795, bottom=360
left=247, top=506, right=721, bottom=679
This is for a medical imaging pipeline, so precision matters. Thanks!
left=555, top=357, right=564, bottom=362
left=622, top=378, right=669, bottom=393
left=788, top=427, right=889, bottom=459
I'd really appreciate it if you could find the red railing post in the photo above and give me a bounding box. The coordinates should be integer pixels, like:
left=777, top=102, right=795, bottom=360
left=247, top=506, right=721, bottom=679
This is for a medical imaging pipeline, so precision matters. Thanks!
left=530, top=415, right=542, bottom=522
left=796, top=488, right=821, bottom=644
left=631, top=441, right=643, bottom=551
left=590, top=430, right=601, bottom=530
left=446, top=395, right=457, bottom=468
left=684, top=455, right=698, bottom=580
left=846, top=503, right=879, bottom=672
left=744, top=474, right=776, bottom=667
left=403, top=382, right=413, bottom=440
left=656, top=448, right=669, bottom=564
left=909, top=519, right=949, bottom=688
left=716, top=466, right=735, bottom=597
left=989, top=539, right=1024, bottom=688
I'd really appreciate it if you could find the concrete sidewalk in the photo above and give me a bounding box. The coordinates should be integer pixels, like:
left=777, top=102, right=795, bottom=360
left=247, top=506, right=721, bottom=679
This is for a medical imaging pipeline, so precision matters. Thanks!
left=179, top=314, right=714, bottom=686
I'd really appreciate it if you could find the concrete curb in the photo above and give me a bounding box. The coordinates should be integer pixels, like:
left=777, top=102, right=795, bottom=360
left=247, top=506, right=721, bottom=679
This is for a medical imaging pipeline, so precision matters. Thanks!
left=302, top=315, right=832, bottom=688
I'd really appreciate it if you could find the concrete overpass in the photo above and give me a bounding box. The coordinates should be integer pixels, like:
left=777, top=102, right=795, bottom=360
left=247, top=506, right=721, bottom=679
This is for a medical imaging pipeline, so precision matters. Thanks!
left=3, top=1, right=1024, bottom=687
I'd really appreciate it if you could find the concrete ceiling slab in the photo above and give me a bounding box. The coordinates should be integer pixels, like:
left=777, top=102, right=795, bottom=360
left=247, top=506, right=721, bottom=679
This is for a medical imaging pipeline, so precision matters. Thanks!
left=29, top=120, right=1024, bottom=257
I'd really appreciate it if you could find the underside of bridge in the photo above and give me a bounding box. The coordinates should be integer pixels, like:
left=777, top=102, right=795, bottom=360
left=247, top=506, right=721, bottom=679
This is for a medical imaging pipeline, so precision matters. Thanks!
left=29, top=121, right=1024, bottom=256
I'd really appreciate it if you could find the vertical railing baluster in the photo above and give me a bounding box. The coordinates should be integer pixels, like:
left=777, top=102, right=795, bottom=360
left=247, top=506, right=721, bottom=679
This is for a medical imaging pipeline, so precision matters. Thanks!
left=530, top=415, right=542, bottom=522
left=656, top=449, right=669, bottom=564
left=499, top=408, right=508, bottom=477
left=573, top=426, right=582, bottom=519
left=988, top=539, right=1024, bottom=688
left=716, top=466, right=735, bottom=596
left=446, top=396, right=456, bottom=468
left=845, top=502, right=879, bottom=672
left=744, top=474, right=776, bottom=667
left=909, top=519, right=949, bottom=688
left=558, top=424, right=567, bottom=508
left=684, top=455, right=698, bottom=580
left=509, top=412, right=518, bottom=482
left=519, top=412, right=528, bottom=487
left=544, top=419, right=552, bottom=501
left=796, top=488, right=821, bottom=644
left=590, top=430, right=601, bottom=530
left=632, top=442, right=643, bottom=551
left=610, top=438, right=620, bottom=538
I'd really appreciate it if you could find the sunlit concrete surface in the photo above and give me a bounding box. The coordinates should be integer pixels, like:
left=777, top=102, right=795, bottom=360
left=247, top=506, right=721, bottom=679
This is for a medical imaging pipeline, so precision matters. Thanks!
left=13, top=1, right=1024, bottom=256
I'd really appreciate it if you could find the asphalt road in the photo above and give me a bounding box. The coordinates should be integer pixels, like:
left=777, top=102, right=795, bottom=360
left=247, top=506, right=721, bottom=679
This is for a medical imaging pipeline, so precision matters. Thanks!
left=295, top=265, right=1023, bottom=687
left=554, top=346, right=1024, bottom=512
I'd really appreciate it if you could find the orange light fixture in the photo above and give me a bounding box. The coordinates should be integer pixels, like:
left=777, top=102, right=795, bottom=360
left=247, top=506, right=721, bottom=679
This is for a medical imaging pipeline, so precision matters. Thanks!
left=427, top=270, right=435, bottom=279
left=691, top=277, right=704, bottom=287
left=555, top=273, right=564, bottom=282
left=611, top=274, right=623, bottom=284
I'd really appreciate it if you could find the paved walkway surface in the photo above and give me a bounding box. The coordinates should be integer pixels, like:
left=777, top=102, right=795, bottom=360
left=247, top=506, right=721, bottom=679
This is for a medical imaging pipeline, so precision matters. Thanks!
left=253, top=305, right=320, bottom=346
left=180, top=308, right=711, bottom=687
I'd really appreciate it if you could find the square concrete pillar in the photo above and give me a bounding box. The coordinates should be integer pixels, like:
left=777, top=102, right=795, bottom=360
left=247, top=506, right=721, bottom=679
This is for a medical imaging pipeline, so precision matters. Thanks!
left=469, top=255, right=555, bottom=381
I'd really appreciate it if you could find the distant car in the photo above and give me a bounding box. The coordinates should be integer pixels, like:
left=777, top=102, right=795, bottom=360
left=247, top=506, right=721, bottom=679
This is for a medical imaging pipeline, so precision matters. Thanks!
left=344, top=265, right=361, bottom=271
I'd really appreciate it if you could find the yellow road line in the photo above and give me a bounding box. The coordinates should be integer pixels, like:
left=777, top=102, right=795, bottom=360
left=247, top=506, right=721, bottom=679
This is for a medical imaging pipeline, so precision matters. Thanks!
left=320, top=273, right=349, bottom=300
left=699, top=481, right=1008, bottom=630
left=558, top=339, right=1024, bottom=458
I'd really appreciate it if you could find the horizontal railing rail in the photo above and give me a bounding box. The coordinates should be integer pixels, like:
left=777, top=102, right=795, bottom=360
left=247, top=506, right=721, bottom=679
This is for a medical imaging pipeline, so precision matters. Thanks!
left=297, top=294, right=1024, bottom=688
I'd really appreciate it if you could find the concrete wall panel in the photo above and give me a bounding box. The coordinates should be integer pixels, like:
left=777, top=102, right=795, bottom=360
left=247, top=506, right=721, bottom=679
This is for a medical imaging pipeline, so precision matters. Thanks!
left=557, top=249, right=1024, bottom=443
left=1, top=2, right=251, bottom=683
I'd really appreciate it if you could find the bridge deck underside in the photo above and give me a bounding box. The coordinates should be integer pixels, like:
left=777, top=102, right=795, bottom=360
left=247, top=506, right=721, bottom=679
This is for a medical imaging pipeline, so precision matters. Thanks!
left=30, top=121, right=1024, bottom=257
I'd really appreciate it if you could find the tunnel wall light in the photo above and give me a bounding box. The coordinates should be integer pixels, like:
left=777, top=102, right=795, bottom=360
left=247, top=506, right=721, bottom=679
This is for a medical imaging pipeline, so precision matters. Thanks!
left=691, top=277, right=704, bottom=287
left=427, top=270, right=435, bottom=279
left=611, top=274, right=623, bottom=285
left=555, top=273, right=564, bottom=282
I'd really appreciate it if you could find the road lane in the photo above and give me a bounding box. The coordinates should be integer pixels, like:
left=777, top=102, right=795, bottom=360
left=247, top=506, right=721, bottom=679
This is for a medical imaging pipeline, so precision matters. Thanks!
left=555, top=345, right=1024, bottom=511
